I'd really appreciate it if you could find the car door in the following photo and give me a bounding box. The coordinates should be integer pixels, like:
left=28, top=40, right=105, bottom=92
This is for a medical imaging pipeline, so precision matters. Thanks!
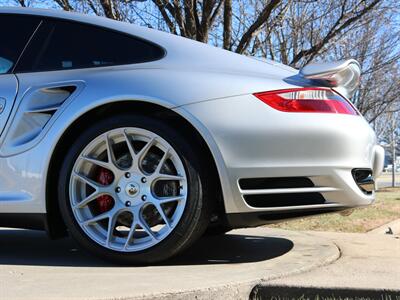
left=0, top=14, right=41, bottom=137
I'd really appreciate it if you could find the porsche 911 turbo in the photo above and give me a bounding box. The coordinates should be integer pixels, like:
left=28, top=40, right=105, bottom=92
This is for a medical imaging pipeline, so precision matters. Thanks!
left=0, top=7, right=384, bottom=264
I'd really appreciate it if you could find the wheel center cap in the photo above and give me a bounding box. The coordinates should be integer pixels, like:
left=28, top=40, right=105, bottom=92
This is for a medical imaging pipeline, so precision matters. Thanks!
left=125, top=182, right=139, bottom=197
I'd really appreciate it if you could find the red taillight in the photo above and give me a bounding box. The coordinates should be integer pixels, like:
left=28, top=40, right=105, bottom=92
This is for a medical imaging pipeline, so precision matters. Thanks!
left=254, top=88, right=358, bottom=115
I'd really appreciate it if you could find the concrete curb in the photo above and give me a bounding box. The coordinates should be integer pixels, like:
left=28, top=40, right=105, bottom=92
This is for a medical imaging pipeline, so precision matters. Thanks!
left=259, top=231, right=400, bottom=291
left=368, top=218, right=400, bottom=235
left=134, top=237, right=340, bottom=300
left=0, top=227, right=340, bottom=300
left=116, top=229, right=340, bottom=300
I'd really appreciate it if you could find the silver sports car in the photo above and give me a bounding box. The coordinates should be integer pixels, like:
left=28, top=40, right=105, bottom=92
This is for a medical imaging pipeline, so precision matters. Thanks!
left=0, top=7, right=384, bottom=264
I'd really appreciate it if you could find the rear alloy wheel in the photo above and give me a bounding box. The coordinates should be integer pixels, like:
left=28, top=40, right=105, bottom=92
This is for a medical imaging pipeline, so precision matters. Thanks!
left=58, top=115, right=211, bottom=264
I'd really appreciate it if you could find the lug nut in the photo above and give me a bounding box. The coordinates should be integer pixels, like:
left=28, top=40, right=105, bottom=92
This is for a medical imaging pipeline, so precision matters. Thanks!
left=125, top=172, right=131, bottom=178
left=141, top=195, right=147, bottom=201
left=125, top=201, right=131, bottom=207
left=141, top=177, right=147, bottom=183
left=115, top=187, right=121, bottom=193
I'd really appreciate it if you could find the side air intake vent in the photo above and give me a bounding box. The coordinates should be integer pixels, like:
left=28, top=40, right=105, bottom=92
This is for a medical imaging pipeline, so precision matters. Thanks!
left=8, top=86, right=76, bottom=146
left=239, top=177, right=314, bottom=190
left=0, top=83, right=83, bottom=156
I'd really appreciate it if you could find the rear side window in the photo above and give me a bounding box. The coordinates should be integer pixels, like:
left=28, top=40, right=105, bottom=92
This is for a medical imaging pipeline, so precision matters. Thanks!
left=17, top=20, right=164, bottom=72
left=0, top=15, right=40, bottom=74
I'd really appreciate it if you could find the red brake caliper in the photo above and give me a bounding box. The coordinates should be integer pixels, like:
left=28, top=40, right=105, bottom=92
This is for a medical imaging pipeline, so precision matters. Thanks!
left=96, top=168, right=114, bottom=213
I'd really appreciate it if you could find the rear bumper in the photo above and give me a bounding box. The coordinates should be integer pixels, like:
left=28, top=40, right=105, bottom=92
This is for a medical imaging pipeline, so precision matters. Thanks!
left=373, top=145, right=385, bottom=178
left=225, top=206, right=349, bottom=228
left=178, top=94, right=384, bottom=225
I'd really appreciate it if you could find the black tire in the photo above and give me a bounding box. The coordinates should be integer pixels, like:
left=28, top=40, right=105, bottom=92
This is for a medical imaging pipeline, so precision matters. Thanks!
left=57, top=114, right=212, bottom=264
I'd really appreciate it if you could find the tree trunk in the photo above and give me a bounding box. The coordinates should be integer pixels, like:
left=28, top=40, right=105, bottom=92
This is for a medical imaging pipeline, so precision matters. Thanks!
left=223, top=0, right=232, bottom=50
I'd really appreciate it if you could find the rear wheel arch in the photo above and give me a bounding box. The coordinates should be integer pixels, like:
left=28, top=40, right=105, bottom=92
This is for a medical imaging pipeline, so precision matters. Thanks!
left=45, top=100, right=224, bottom=239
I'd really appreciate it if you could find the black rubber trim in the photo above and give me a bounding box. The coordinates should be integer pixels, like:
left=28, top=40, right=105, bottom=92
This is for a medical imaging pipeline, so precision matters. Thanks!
left=226, top=207, right=349, bottom=228
left=0, top=213, right=46, bottom=230
left=250, top=286, right=400, bottom=300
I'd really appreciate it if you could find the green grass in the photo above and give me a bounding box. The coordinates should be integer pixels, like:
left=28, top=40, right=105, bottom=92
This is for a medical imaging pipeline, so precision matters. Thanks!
left=268, top=188, right=400, bottom=233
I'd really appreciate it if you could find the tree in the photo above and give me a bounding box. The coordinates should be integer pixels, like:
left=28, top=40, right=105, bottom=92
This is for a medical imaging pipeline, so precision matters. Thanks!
left=7, top=0, right=400, bottom=123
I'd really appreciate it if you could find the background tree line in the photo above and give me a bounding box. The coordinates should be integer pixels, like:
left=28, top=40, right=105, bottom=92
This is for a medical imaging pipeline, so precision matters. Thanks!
left=3, top=0, right=400, bottom=148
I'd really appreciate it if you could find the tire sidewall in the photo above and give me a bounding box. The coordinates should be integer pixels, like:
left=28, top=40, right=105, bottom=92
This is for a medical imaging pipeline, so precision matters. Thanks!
left=58, top=114, right=210, bottom=264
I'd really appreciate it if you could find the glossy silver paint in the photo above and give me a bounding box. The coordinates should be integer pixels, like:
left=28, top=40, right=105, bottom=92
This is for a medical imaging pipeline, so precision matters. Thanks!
left=300, top=59, right=361, bottom=98
left=0, top=8, right=384, bottom=224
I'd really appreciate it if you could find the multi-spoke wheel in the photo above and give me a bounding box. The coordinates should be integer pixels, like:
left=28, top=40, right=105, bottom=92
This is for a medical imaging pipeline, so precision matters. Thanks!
left=58, top=115, right=212, bottom=264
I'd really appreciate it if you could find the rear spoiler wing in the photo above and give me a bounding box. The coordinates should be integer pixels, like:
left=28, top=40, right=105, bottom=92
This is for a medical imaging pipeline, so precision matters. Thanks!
left=299, top=59, right=361, bottom=98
